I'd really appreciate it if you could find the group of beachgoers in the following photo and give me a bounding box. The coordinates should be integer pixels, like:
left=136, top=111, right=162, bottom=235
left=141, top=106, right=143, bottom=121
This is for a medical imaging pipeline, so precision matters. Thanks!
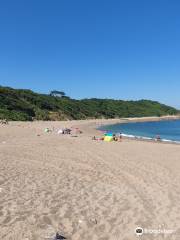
left=0, top=119, right=8, bottom=125
left=92, top=131, right=163, bottom=143
left=92, top=132, right=123, bottom=142
left=44, top=127, right=83, bottom=135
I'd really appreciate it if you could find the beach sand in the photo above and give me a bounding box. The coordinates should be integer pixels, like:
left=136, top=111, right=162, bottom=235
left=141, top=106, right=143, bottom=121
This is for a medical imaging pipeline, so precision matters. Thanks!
left=0, top=119, right=180, bottom=239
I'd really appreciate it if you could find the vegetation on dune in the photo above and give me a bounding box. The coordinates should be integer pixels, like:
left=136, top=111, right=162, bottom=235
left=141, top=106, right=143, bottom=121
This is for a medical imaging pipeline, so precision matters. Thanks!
left=0, top=86, right=179, bottom=121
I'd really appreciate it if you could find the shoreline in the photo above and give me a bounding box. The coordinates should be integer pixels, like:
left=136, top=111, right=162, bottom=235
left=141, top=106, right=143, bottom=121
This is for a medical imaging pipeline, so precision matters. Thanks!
left=80, top=115, right=180, bottom=145
left=76, top=115, right=180, bottom=129
left=4, top=115, right=180, bottom=145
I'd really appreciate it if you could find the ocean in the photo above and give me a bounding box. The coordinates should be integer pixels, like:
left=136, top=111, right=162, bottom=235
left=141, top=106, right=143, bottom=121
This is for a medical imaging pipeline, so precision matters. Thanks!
left=99, top=119, right=180, bottom=143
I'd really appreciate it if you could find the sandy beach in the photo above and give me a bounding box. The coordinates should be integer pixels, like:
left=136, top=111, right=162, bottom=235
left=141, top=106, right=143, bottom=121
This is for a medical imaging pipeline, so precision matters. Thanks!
left=1, top=118, right=180, bottom=240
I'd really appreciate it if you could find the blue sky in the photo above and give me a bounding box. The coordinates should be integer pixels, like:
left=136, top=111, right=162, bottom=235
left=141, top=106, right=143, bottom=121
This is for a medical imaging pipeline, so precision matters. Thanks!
left=0, top=0, right=180, bottom=108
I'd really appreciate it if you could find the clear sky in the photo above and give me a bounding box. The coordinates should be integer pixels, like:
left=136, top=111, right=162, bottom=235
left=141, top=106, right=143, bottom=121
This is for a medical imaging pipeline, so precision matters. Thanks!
left=0, top=0, right=180, bottom=108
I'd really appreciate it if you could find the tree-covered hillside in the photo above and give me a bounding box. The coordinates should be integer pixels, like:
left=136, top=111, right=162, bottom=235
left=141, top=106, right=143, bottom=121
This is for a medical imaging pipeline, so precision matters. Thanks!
left=0, top=86, right=179, bottom=121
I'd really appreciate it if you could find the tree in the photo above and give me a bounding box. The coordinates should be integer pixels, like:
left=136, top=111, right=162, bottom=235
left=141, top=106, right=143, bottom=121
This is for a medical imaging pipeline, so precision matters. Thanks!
left=50, top=90, right=66, bottom=98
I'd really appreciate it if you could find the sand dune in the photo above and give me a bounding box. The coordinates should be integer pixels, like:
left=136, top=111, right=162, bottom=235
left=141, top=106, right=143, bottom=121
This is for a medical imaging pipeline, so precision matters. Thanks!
left=0, top=120, right=180, bottom=239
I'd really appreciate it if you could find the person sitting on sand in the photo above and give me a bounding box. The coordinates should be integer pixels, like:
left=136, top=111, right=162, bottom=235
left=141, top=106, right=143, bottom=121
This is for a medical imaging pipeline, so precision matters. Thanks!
left=113, top=134, right=118, bottom=141
left=44, top=128, right=51, bottom=133
left=155, top=135, right=161, bottom=141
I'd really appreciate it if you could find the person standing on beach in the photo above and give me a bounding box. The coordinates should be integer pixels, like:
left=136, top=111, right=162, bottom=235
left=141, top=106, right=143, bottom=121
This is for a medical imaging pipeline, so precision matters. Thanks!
left=156, top=135, right=161, bottom=141
left=116, top=132, right=122, bottom=141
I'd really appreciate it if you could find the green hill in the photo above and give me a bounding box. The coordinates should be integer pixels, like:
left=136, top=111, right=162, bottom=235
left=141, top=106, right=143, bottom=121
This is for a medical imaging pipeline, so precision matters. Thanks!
left=0, top=86, right=179, bottom=121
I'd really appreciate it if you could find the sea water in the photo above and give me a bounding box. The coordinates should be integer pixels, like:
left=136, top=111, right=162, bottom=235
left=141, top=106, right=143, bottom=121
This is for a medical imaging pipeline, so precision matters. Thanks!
left=99, top=119, right=180, bottom=143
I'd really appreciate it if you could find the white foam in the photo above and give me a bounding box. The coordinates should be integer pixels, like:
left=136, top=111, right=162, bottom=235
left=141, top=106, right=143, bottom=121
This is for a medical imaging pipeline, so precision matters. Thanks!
left=162, top=139, right=180, bottom=144
left=121, top=133, right=180, bottom=144
left=121, top=133, right=135, bottom=138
